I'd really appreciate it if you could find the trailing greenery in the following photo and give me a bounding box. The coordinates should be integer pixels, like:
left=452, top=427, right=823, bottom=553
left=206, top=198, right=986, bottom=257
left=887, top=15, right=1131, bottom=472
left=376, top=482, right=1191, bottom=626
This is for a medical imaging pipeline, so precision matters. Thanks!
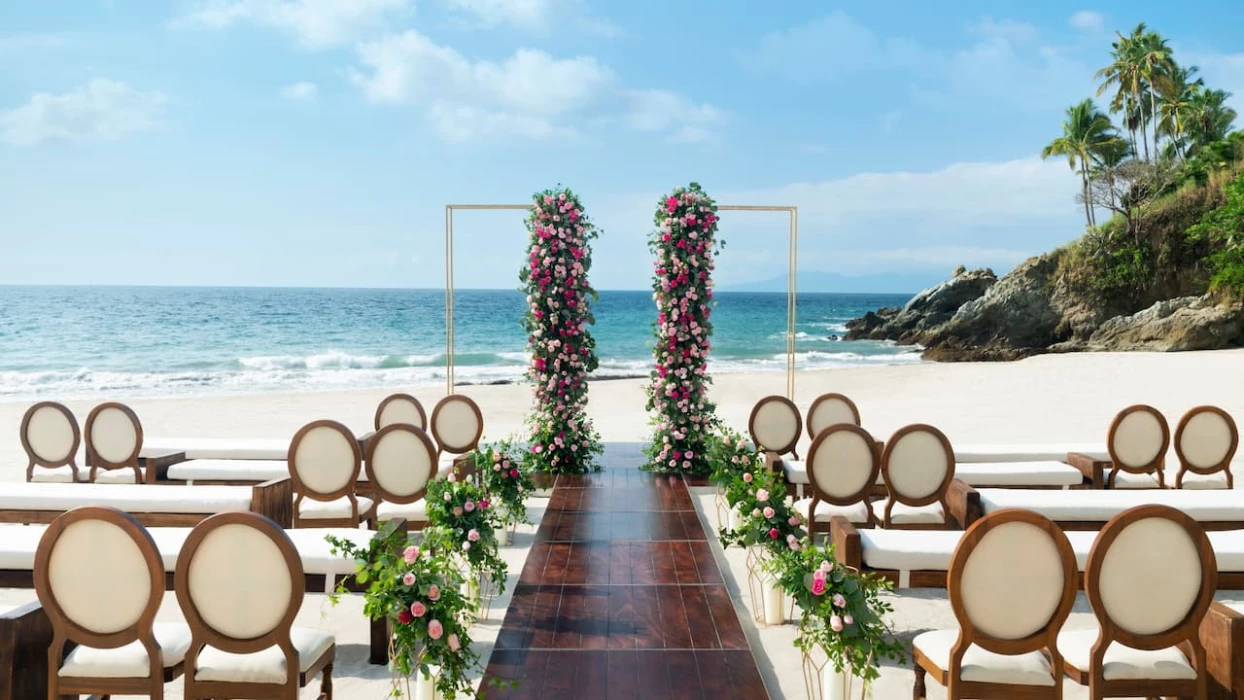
left=1188, top=170, right=1244, bottom=295
left=473, top=438, right=535, bottom=527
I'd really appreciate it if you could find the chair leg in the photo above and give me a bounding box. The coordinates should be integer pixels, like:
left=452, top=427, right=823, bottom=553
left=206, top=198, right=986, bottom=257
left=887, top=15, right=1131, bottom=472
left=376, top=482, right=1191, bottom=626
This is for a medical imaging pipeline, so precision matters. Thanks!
left=913, top=665, right=926, bottom=700
left=322, top=663, right=333, bottom=700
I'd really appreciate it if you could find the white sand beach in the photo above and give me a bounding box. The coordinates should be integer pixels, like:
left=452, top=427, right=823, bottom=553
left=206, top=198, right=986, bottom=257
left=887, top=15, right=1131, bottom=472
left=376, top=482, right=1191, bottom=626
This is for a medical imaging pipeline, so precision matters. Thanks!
left=4, top=349, right=1244, bottom=699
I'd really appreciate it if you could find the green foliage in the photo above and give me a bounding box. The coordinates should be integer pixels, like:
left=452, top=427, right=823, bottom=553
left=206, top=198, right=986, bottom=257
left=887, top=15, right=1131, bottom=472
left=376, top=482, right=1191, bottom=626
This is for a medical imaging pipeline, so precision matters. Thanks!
left=1188, top=170, right=1244, bottom=295
left=1088, top=231, right=1156, bottom=301
left=473, top=439, right=535, bottom=527
left=704, top=424, right=764, bottom=488
left=718, top=461, right=807, bottom=557
left=425, top=467, right=509, bottom=590
left=769, top=541, right=906, bottom=689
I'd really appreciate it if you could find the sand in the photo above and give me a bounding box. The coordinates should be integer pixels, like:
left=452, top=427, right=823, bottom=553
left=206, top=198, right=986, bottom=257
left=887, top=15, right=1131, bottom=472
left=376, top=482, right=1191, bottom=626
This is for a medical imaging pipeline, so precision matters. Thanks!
left=3, top=349, right=1244, bottom=698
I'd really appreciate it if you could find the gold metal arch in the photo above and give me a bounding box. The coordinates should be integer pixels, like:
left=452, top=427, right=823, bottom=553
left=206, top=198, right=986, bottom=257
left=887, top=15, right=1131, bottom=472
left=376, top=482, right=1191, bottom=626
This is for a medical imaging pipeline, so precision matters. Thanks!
left=442, top=202, right=799, bottom=399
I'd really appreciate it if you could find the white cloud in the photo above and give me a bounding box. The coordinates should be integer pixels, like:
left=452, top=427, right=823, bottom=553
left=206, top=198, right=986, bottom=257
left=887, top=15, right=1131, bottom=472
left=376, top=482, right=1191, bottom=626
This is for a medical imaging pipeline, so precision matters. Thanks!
left=441, top=0, right=621, bottom=35
left=172, top=0, right=412, bottom=48
left=0, top=79, right=166, bottom=147
left=350, top=30, right=722, bottom=142
left=1069, top=11, right=1105, bottom=33
left=280, top=81, right=318, bottom=100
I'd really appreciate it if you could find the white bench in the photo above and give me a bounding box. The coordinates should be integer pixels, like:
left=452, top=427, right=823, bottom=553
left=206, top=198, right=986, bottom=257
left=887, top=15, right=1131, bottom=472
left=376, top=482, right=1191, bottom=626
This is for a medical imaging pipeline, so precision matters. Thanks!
left=781, top=458, right=1083, bottom=493
left=0, top=480, right=291, bottom=527
left=140, top=438, right=289, bottom=461
left=971, top=487, right=1244, bottom=529
left=952, top=443, right=1105, bottom=463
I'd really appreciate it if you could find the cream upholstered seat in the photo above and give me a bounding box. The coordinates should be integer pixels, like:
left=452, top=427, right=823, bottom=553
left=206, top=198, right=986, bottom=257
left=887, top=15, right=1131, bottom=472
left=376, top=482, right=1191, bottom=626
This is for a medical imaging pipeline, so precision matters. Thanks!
left=800, top=424, right=880, bottom=532
left=953, top=442, right=1105, bottom=463
left=165, top=459, right=293, bottom=484
left=913, top=509, right=1077, bottom=698
left=85, top=402, right=146, bottom=484
left=140, top=438, right=288, bottom=461
left=952, top=461, right=1083, bottom=488
left=1058, top=504, right=1215, bottom=697
left=430, top=395, right=485, bottom=484
left=366, top=424, right=436, bottom=529
left=174, top=512, right=334, bottom=698
left=0, top=482, right=254, bottom=514
left=749, top=395, right=802, bottom=459
left=22, top=402, right=84, bottom=483
left=35, top=506, right=188, bottom=697
left=1174, top=406, right=1237, bottom=490
left=879, top=424, right=955, bottom=530
left=977, top=487, right=1244, bottom=524
left=287, top=420, right=369, bottom=528
left=1104, top=404, right=1170, bottom=488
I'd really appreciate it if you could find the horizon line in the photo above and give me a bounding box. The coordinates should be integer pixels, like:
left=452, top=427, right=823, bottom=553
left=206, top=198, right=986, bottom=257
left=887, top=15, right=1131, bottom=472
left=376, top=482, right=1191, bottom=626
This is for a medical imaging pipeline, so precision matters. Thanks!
left=0, top=283, right=920, bottom=295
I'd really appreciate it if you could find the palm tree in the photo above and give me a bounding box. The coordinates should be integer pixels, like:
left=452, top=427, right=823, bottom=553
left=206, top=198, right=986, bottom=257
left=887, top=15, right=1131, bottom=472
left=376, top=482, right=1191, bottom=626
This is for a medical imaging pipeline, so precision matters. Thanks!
left=1096, top=29, right=1145, bottom=160
left=1134, top=27, right=1174, bottom=158
left=1157, top=64, right=1203, bottom=159
left=1187, top=89, right=1238, bottom=153
left=1042, top=99, right=1124, bottom=228
left=1090, top=139, right=1133, bottom=210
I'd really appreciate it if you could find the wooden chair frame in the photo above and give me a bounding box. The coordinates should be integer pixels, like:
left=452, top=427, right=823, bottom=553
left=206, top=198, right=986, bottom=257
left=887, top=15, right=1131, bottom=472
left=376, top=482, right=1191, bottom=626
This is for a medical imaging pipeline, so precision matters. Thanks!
left=879, top=424, right=956, bottom=530
left=1174, top=406, right=1238, bottom=490
left=34, top=506, right=184, bottom=698
left=430, top=394, right=484, bottom=456
left=85, top=402, right=145, bottom=484
left=805, top=392, right=861, bottom=439
left=175, top=511, right=333, bottom=699
left=1063, top=504, right=1215, bottom=699
left=365, top=424, right=436, bottom=531
left=748, top=395, right=802, bottom=459
left=0, top=600, right=56, bottom=700
left=914, top=509, right=1078, bottom=699
left=288, top=420, right=368, bottom=528
left=375, top=393, right=427, bottom=432
left=1105, top=404, right=1170, bottom=488
left=21, top=401, right=82, bottom=484
left=803, top=425, right=879, bottom=535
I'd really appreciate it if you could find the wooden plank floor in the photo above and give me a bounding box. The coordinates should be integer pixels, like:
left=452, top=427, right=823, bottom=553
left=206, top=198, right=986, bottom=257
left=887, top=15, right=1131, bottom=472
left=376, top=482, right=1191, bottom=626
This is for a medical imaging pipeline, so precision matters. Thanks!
left=482, top=446, right=770, bottom=699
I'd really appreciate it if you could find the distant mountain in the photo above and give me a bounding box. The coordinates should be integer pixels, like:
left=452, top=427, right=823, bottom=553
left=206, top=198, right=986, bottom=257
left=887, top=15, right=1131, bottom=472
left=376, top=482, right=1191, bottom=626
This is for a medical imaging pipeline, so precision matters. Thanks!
left=723, top=270, right=943, bottom=295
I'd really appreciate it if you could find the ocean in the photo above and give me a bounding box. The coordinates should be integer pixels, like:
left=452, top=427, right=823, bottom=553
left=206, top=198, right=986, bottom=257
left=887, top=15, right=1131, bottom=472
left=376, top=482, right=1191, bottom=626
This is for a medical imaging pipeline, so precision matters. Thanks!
left=0, top=286, right=919, bottom=401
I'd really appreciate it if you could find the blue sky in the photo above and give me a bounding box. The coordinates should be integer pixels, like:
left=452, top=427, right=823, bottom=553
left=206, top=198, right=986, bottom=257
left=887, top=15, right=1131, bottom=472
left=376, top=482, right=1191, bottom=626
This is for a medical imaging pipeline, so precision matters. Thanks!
left=2, top=0, right=1242, bottom=291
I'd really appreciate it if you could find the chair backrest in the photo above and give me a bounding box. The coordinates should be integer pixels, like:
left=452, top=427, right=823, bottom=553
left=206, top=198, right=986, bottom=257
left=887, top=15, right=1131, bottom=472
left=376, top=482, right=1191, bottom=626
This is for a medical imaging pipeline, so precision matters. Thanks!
left=1107, top=404, right=1170, bottom=485
left=1086, top=504, right=1215, bottom=653
left=880, top=423, right=955, bottom=505
left=287, top=419, right=362, bottom=501
left=175, top=512, right=303, bottom=658
left=748, top=395, right=802, bottom=458
left=85, top=402, right=143, bottom=481
left=805, top=425, right=879, bottom=526
left=1174, top=406, right=1237, bottom=487
left=806, top=393, right=861, bottom=439
left=430, top=395, right=484, bottom=456
left=365, top=424, right=437, bottom=505
left=21, top=401, right=81, bottom=481
left=948, top=509, right=1076, bottom=663
left=375, top=393, right=427, bottom=432
left=34, top=506, right=163, bottom=666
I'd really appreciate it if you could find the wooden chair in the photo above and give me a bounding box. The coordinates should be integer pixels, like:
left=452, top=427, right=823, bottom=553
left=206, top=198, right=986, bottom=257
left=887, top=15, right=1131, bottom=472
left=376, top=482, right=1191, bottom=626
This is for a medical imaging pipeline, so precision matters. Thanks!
left=877, top=424, right=955, bottom=529
left=748, top=395, right=802, bottom=492
left=914, top=508, right=1077, bottom=699
left=34, top=506, right=189, bottom=699
left=1104, top=404, right=1170, bottom=489
left=365, top=424, right=436, bottom=531
left=430, top=394, right=484, bottom=482
left=793, top=424, right=879, bottom=536
left=85, top=402, right=145, bottom=484
left=174, top=511, right=334, bottom=699
left=287, top=420, right=371, bottom=528
left=805, top=392, right=861, bottom=439
left=21, top=401, right=82, bottom=483
left=1173, top=406, right=1237, bottom=490
left=1059, top=504, right=1215, bottom=699
left=375, top=393, right=427, bottom=432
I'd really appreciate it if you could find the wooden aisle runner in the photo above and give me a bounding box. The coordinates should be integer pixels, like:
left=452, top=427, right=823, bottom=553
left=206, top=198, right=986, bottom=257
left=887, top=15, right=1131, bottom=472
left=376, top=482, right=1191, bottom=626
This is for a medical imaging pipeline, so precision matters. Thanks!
left=482, top=444, right=770, bottom=699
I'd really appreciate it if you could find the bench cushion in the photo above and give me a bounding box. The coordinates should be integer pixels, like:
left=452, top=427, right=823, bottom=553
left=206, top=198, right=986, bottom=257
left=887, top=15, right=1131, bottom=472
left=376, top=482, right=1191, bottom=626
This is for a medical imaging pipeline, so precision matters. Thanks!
left=953, top=461, right=1083, bottom=487
left=166, top=459, right=291, bottom=483
left=141, top=438, right=289, bottom=461
left=29, top=466, right=79, bottom=483
left=1181, top=471, right=1230, bottom=489
left=978, top=488, right=1244, bottom=522
left=60, top=623, right=191, bottom=678
left=1109, top=471, right=1161, bottom=489
left=953, top=443, right=1105, bottom=463
left=792, top=497, right=869, bottom=524
left=298, top=496, right=374, bottom=520
left=873, top=500, right=945, bottom=526
left=1058, top=629, right=1196, bottom=681
left=914, top=629, right=1055, bottom=686
left=376, top=499, right=429, bottom=522
left=194, top=626, right=333, bottom=682
left=0, top=483, right=253, bottom=514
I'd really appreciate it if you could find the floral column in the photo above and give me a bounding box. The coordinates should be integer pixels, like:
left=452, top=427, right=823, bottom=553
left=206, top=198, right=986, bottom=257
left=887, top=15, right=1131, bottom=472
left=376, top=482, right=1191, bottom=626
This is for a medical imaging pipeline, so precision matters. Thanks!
left=519, top=187, right=603, bottom=474
left=644, top=182, right=721, bottom=473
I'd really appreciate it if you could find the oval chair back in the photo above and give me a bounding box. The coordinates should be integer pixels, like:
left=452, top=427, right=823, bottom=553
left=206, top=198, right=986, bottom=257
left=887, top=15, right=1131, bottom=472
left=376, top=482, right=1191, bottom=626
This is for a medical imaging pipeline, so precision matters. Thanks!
left=1173, top=406, right=1237, bottom=490
left=1106, top=404, right=1170, bottom=488
left=85, top=402, right=144, bottom=484
left=879, top=424, right=955, bottom=529
left=287, top=420, right=367, bottom=527
left=804, top=424, right=879, bottom=531
left=21, top=401, right=82, bottom=483
left=1080, top=504, right=1215, bottom=697
left=431, top=395, right=484, bottom=482
left=174, top=512, right=334, bottom=696
left=935, top=509, right=1076, bottom=694
left=374, top=393, right=427, bottom=432
left=365, top=424, right=437, bottom=527
left=806, top=393, right=861, bottom=440
left=34, top=506, right=172, bottom=697
left=748, top=395, right=802, bottom=460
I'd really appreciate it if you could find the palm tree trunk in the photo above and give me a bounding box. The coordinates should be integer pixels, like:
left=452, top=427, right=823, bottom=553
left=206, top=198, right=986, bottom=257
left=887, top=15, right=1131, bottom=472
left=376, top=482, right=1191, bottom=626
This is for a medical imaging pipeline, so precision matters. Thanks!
left=1150, top=90, right=1160, bottom=159
left=1080, top=163, right=1094, bottom=229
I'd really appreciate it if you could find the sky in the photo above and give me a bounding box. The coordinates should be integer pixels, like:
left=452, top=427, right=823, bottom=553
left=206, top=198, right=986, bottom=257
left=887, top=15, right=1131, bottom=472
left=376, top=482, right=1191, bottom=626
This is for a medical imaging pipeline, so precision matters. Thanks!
left=2, top=0, right=1242, bottom=291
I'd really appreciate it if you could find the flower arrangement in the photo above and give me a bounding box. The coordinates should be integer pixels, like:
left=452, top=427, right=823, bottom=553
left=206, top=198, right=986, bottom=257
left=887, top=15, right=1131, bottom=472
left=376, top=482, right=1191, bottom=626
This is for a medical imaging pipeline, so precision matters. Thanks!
left=474, top=438, right=534, bottom=527
left=770, top=541, right=906, bottom=692
left=425, top=471, right=508, bottom=592
left=705, top=425, right=764, bottom=490
left=643, top=182, right=722, bottom=474
left=519, top=186, right=603, bottom=475
left=326, top=523, right=485, bottom=698
left=719, top=462, right=806, bottom=556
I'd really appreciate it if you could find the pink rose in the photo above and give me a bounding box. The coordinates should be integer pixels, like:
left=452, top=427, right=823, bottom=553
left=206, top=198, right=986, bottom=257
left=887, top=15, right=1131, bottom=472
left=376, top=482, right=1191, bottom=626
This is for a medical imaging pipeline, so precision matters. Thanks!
left=428, top=619, right=444, bottom=640
left=410, top=601, right=426, bottom=618
left=403, top=572, right=416, bottom=586
left=510, top=468, right=520, bottom=478
left=768, top=528, right=779, bottom=540
left=830, top=615, right=844, bottom=632
left=752, top=508, right=761, bottom=517
left=820, top=560, right=832, bottom=574
left=833, top=593, right=846, bottom=608
left=468, top=528, right=480, bottom=542
left=448, top=633, right=461, bottom=651
left=743, top=472, right=753, bottom=483
left=755, top=489, right=769, bottom=502
left=428, top=585, right=440, bottom=601
left=453, top=507, right=463, bottom=517
left=788, top=516, right=800, bottom=527
left=844, top=615, right=854, bottom=625
left=763, top=507, right=775, bottom=519
left=479, top=499, right=489, bottom=509
left=403, top=546, right=419, bottom=564
left=464, top=500, right=475, bottom=513
left=811, top=578, right=826, bottom=596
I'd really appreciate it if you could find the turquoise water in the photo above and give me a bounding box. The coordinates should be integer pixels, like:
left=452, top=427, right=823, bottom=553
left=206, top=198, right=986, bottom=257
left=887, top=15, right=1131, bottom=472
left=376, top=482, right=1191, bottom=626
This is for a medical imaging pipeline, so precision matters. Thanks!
left=0, top=287, right=918, bottom=400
